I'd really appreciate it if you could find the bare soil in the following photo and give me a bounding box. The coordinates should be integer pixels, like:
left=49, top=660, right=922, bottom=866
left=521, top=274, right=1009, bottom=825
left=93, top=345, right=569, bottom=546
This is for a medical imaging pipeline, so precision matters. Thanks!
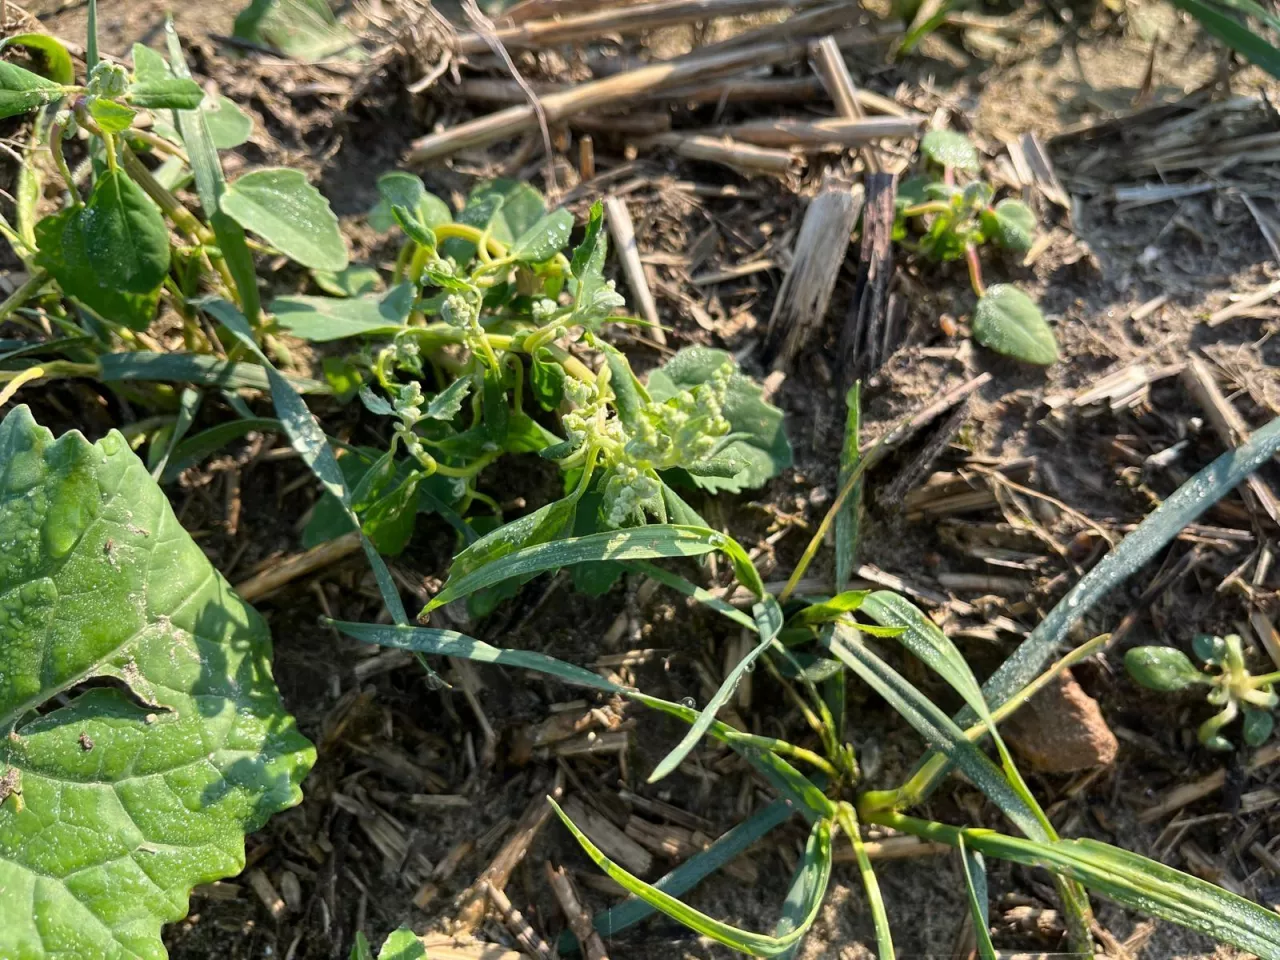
left=6, top=1, right=1280, bottom=958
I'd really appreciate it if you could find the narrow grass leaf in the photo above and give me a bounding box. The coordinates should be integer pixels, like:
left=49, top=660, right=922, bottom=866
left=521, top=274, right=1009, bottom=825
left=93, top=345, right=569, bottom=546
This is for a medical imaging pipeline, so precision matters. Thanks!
left=904, top=818, right=1280, bottom=959
left=789, top=590, right=871, bottom=627
left=631, top=691, right=835, bottom=821
left=148, top=386, right=201, bottom=479
left=648, top=596, right=784, bottom=783
left=626, top=559, right=757, bottom=631
left=161, top=417, right=282, bottom=482
left=166, top=20, right=260, bottom=322
left=959, top=414, right=1280, bottom=745
left=1172, top=0, right=1280, bottom=78
left=98, top=350, right=326, bottom=392
left=772, top=822, right=835, bottom=958
left=205, top=298, right=408, bottom=626
left=959, top=836, right=997, bottom=960
left=824, top=624, right=1042, bottom=839
left=426, top=524, right=762, bottom=613
left=835, top=382, right=861, bottom=589
left=329, top=621, right=620, bottom=693
left=575, top=797, right=798, bottom=948
left=552, top=798, right=831, bottom=958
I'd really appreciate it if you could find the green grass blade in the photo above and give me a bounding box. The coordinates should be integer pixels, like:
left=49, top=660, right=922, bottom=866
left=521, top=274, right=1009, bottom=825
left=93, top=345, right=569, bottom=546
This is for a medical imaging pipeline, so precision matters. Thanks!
left=161, top=417, right=283, bottom=482
left=87, top=0, right=99, bottom=68
left=959, top=835, right=997, bottom=960
left=883, top=813, right=1280, bottom=959
left=648, top=595, right=785, bottom=783
left=771, top=820, right=835, bottom=958
left=824, top=624, right=1042, bottom=839
left=551, top=798, right=832, bottom=958
left=424, top=524, right=763, bottom=613
left=329, top=620, right=620, bottom=693
left=205, top=298, right=410, bottom=627
left=1172, top=0, right=1280, bottom=78
left=97, top=350, right=327, bottom=392
left=630, top=691, right=836, bottom=821
left=626, top=559, right=758, bottom=631
left=571, top=797, right=798, bottom=949
left=165, top=19, right=262, bottom=321
left=148, top=386, right=201, bottom=479
left=861, top=591, right=993, bottom=727
left=957, top=414, right=1280, bottom=751
left=1209, top=0, right=1280, bottom=32
left=788, top=589, right=872, bottom=627
left=835, top=382, right=861, bottom=589
left=833, top=804, right=895, bottom=960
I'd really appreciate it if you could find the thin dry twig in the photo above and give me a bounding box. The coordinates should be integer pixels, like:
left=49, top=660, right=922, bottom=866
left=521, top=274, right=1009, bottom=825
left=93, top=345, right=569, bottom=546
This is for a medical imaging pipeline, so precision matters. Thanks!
left=460, top=0, right=557, bottom=194
left=454, top=0, right=823, bottom=55
left=234, top=531, right=363, bottom=602
left=546, top=862, right=609, bottom=960
left=481, top=881, right=554, bottom=960
left=604, top=196, right=666, bottom=345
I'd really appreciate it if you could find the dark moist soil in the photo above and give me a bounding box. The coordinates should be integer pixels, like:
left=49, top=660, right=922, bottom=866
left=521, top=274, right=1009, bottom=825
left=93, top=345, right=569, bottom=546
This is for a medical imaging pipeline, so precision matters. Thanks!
left=6, top=1, right=1280, bottom=958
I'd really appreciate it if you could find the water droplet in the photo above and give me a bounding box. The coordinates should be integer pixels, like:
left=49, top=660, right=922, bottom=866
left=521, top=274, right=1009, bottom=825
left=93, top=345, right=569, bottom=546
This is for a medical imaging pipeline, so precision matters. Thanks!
left=679, top=697, right=697, bottom=709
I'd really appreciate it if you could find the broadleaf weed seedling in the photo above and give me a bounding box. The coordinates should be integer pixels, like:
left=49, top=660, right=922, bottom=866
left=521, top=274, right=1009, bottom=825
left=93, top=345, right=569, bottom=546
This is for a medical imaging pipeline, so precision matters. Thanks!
left=896, top=129, right=1058, bottom=366
left=1126, top=634, right=1280, bottom=750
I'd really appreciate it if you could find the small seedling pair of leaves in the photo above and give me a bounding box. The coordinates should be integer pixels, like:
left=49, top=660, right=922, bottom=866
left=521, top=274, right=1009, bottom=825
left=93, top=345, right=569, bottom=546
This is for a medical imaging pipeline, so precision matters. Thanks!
left=0, top=405, right=314, bottom=960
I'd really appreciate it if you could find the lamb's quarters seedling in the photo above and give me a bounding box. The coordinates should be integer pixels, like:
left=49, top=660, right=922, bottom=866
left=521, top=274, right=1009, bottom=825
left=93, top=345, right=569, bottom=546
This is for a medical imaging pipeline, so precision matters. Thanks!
left=895, top=129, right=1058, bottom=365
left=295, top=179, right=790, bottom=614
left=1127, top=634, right=1280, bottom=751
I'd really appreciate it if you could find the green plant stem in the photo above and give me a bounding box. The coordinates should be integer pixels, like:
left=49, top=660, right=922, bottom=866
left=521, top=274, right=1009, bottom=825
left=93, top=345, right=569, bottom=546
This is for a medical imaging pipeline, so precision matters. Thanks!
left=902, top=201, right=950, bottom=218
left=126, top=128, right=189, bottom=163
left=392, top=242, right=414, bottom=285
left=0, top=269, right=49, bottom=322
left=0, top=360, right=96, bottom=383
left=101, top=131, right=119, bottom=174
left=48, top=123, right=81, bottom=208
left=965, top=244, right=985, bottom=298
left=118, top=147, right=214, bottom=245
left=430, top=450, right=500, bottom=479
left=433, top=223, right=509, bottom=259
left=879, top=633, right=1111, bottom=813
left=1252, top=671, right=1280, bottom=687
left=838, top=804, right=895, bottom=960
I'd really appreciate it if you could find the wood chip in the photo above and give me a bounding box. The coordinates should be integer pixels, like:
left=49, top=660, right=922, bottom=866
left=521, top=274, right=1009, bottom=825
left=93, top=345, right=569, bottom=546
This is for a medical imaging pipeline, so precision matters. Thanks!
left=562, top=796, right=654, bottom=875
